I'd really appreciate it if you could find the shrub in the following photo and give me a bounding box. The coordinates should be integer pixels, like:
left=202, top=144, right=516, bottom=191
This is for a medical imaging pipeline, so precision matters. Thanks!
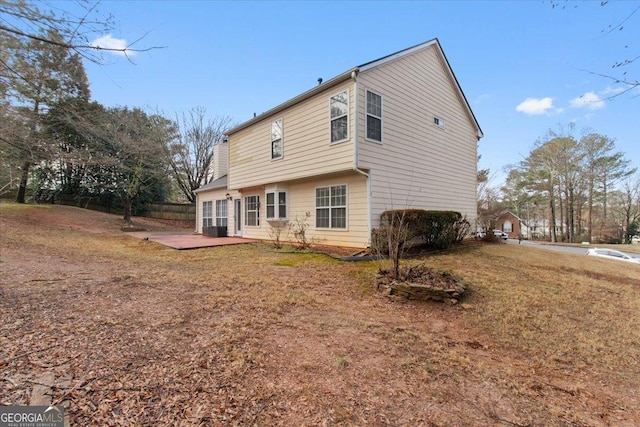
left=377, top=209, right=468, bottom=251
left=289, top=212, right=311, bottom=249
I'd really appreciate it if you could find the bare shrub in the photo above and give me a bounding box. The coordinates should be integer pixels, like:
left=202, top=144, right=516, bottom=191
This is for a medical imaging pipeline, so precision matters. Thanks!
left=373, top=210, right=409, bottom=280
left=267, top=222, right=287, bottom=249
left=289, top=212, right=311, bottom=249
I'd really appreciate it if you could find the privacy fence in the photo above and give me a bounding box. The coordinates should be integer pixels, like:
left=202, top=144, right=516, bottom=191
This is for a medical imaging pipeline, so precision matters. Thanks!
left=41, top=194, right=196, bottom=222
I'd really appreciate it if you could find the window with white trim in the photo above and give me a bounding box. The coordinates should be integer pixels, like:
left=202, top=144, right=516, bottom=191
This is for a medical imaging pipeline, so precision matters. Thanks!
left=330, top=90, right=348, bottom=143
left=433, top=116, right=445, bottom=128
left=366, top=89, right=382, bottom=142
left=202, top=201, right=213, bottom=228
left=215, top=199, right=228, bottom=227
left=245, top=195, right=259, bottom=226
left=271, top=118, right=283, bottom=160
left=266, top=190, right=287, bottom=220
left=316, top=185, right=347, bottom=229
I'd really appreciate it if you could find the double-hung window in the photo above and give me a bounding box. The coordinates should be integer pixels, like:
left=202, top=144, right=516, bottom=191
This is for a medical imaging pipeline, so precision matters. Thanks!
left=245, top=195, right=259, bottom=227
left=330, top=90, right=349, bottom=143
left=366, top=90, right=382, bottom=142
left=316, top=185, right=347, bottom=229
left=271, top=118, right=283, bottom=160
left=202, top=201, right=213, bottom=228
left=266, top=191, right=287, bottom=220
left=215, top=199, right=228, bottom=227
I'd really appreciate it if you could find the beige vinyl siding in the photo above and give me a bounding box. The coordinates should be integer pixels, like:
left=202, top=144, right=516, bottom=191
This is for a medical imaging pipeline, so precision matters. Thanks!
left=195, top=188, right=240, bottom=235
left=239, top=173, right=369, bottom=248
left=357, top=44, right=478, bottom=227
left=229, top=81, right=356, bottom=190
left=211, top=143, right=228, bottom=181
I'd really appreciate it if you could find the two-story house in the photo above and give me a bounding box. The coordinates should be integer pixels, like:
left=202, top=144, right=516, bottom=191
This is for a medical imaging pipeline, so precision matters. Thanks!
left=195, top=38, right=483, bottom=248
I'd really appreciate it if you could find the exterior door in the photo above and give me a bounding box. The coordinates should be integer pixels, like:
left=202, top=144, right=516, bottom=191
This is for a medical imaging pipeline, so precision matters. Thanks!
left=234, top=199, right=242, bottom=236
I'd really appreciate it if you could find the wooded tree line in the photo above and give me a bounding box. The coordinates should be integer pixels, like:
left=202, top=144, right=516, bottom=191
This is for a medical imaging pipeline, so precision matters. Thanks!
left=479, top=126, right=639, bottom=244
left=1, top=1, right=231, bottom=221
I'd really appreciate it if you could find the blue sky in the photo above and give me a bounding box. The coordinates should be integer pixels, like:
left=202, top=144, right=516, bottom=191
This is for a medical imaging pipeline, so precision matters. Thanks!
left=77, top=1, right=640, bottom=187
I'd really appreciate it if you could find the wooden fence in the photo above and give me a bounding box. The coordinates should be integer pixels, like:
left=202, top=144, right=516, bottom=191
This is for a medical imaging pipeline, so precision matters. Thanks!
left=51, top=195, right=196, bottom=222
left=146, top=202, right=196, bottom=221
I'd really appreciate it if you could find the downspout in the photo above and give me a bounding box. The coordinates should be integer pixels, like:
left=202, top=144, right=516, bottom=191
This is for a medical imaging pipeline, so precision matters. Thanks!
left=351, top=69, right=373, bottom=247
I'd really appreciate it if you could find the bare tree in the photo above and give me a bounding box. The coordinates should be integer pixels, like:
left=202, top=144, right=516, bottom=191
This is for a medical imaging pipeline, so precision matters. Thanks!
left=1, top=0, right=162, bottom=87
left=166, top=107, right=233, bottom=202
left=551, top=1, right=640, bottom=97
left=90, top=107, right=175, bottom=222
left=612, top=175, right=640, bottom=243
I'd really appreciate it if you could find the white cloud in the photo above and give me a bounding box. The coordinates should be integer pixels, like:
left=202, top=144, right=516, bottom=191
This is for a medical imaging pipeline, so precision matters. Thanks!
left=599, top=85, right=625, bottom=96
left=570, top=92, right=605, bottom=110
left=515, top=97, right=557, bottom=115
left=91, top=34, right=133, bottom=57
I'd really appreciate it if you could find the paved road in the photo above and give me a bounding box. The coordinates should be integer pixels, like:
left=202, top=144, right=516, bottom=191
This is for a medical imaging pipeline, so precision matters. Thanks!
left=506, top=238, right=637, bottom=258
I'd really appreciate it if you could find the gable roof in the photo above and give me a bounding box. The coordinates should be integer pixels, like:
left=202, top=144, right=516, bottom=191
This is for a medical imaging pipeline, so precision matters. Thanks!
left=359, top=38, right=482, bottom=139
left=226, top=38, right=482, bottom=139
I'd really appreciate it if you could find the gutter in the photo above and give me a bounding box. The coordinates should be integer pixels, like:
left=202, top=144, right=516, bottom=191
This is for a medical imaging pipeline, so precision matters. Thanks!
left=350, top=69, right=373, bottom=246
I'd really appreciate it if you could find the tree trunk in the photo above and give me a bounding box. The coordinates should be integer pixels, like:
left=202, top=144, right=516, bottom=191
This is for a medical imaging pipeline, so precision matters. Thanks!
left=587, top=175, right=594, bottom=242
left=15, top=161, right=31, bottom=204
left=549, top=193, right=557, bottom=243
left=568, top=187, right=575, bottom=243
left=123, top=197, right=133, bottom=223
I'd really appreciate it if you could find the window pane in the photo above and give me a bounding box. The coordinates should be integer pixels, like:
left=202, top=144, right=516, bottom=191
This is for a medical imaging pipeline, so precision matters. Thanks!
left=267, top=205, right=275, bottom=218
left=272, top=139, right=282, bottom=159
left=316, top=208, right=330, bottom=228
left=266, top=193, right=274, bottom=205
left=247, top=212, right=257, bottom=226
left=331, top=185, right=346, bottom=206
left=316, top=187, right=329, bottom=207
left=331, top=116, right=348, bottom=142
left=331, top=207, right=346, bottom=228
left=330, top=91, right=348, bottom=119
left=366, top=91, right=382, bottom=117
left=271, top=119, right=282, bottom=141
left=278, top=192, right=286, bottom=218
left=366, top=115, right=381, bottom=141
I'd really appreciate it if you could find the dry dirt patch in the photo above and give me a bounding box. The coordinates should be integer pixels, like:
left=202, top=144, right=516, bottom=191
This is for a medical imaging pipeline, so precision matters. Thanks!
left=1, top=204, right=639, bottom=425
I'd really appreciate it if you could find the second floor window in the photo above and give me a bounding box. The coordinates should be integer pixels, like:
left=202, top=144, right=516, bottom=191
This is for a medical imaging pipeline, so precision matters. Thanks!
left=202, top=201, right=213, bottom=228
left=271, top=118, right=283, bottom=159
left=245, top=195, right=259, bottom=227
left=330, top=90, right=348, bottom=143
left=366, top=90, right=382, bottom=142
left=215, top=199, right=228, bottom=227
left=266, top=191, right=287, bottom=220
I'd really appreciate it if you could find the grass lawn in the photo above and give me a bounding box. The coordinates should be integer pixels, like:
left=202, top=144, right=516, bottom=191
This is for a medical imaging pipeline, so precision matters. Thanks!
left=1, top=203, right=639, bottom=425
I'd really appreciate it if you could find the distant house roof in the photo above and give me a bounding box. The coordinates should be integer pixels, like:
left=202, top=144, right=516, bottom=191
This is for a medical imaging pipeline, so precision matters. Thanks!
left=194, top=175, right=227, bottom=193
left=498, top=211, right=528, bottom=226
left=226, top=38, right=482, bottom=139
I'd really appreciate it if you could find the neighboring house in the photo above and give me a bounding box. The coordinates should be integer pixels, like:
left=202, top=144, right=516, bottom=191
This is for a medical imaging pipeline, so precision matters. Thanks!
left=495, top=211, right=528, bottom=239
left=195, top=38, right=483, bottom=248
